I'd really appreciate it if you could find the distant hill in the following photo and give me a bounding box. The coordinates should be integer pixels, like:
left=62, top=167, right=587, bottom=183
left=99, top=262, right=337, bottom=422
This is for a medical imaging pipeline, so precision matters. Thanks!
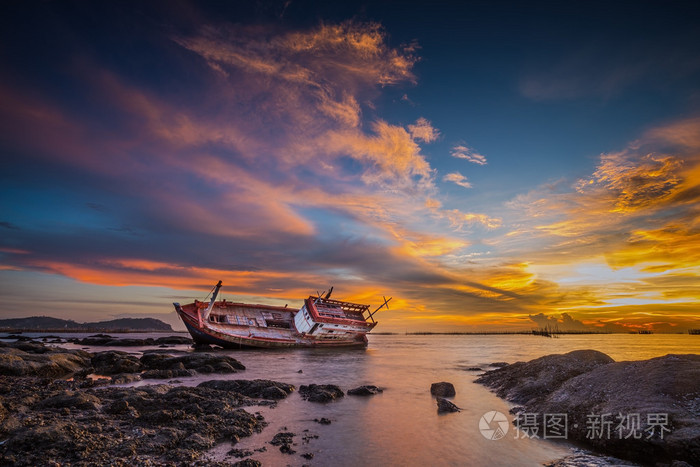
left=0, top=316, right=173, bottom=332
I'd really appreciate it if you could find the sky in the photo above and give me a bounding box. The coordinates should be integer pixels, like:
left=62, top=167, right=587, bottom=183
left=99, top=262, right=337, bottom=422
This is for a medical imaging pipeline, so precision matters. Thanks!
left=1, top=0, right=699, bottom=332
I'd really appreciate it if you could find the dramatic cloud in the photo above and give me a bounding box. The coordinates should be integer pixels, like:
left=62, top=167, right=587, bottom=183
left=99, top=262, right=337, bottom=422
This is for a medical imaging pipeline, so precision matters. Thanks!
left=574, top=152, right=684, bottom=213
left=2, top=14, right=514, bottom=329
left=492, top=116, right=700, bottom=331
left=1, top=4, right=697, bottom=332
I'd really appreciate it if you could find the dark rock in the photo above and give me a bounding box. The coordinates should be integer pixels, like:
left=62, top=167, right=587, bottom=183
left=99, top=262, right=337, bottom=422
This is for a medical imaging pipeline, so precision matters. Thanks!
left=39, top=391, right=101, bottom=411
left=270, top=431, right=296, bottom=454
left=0, top=344, right=91, bottom=377
left=270, top=431, right=295, bottom=446
left=141, top=353, right=245, bottom=372
left=8, top=335, right=32, bottom=341
left=314, top=417, right=332, bottom=425
left=91, top=351, right=144, bottom=375
left=348, top=385, right=383, bottom=396
left=228, top=448, right=254, bottom=458
left=466, top=367, right=483, bottom=371
left=436, top=397, right=461, bottom=413
left=232, top=460, right=261, bottom=467
left=198, top=379, right=295, bottom=399
left=543, top=449, right=639, bottom=466
left=109, top=373, right=141, bottom=384
left=280, top=444, right=296, bottom=454
left=0, top=378, right=266, bottom=465
left=478, top=351, right=700, bottom=466
left=76, top=337, right=157, bottom=346
left=261, top=385, right=289, bottom=399
left=141, top=369, right=196, bottom=379
left=9, top=342, right=49, bottom=353
left=299, top=384, right=344, bottom=402
left=154, top=336, right=193, bottom=345
left=430, top=381, right=456, bottom=397
left=476, top=350, right=614, bottom=406
left=181, top=433, right=214, bottom=450
left=139, top=353, right=173, bottom=368
left=302, top=452, right=314, bottom=459
left=104, top=399, right=133, bottom=415
left=74, top=337, right=112, bottom=346
left=302, top=432, right=319, bottom=443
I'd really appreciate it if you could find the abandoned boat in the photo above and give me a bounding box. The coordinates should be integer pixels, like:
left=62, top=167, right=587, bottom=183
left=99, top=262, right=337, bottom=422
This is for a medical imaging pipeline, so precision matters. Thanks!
left=174, top=281, right=390, bottom=348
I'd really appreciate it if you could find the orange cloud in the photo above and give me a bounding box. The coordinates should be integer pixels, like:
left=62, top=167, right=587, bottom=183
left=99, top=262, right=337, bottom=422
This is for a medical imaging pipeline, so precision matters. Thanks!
left=575, top=152, right=684, bottom=213
left=323, top=121, right=435, bottom=190
left=442, top=172, right=472, bottom=189
left=407, top=117, right=440, bottom=143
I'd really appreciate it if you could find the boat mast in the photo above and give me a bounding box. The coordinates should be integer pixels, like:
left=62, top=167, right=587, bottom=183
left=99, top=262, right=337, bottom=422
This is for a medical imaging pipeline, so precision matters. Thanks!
left=200, top=280, right=223, bottom=325
left=367, top=296, right=392, bottom=323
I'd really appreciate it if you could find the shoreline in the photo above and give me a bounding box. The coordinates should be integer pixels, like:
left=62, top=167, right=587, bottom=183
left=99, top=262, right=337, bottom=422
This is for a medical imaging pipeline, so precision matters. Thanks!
left=1, top=336, right=696, bottom=465
left=0, top=338, right=366, bottom=466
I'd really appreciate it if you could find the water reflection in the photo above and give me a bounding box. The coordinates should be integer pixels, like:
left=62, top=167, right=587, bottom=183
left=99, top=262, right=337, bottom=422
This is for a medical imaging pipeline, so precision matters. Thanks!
left=225, top=334, right=697, bottom=465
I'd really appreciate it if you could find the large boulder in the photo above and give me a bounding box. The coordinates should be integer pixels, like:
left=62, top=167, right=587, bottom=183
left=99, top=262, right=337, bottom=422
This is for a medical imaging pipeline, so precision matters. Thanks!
left=0, top=345, right=91, bottom=377
left=140, top=353, right=245, bottom=373
left=477, top=351, right=700, bottom=466
left=91, top=351, right=143, bottom=375
left=537, top=354, right=700, bottom=465
left=476, top=349, right=614, bottom=405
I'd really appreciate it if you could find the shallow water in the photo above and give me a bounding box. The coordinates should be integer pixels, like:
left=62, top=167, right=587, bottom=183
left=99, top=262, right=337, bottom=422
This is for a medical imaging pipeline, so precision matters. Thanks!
left=13, top=332, right=699, bottom=466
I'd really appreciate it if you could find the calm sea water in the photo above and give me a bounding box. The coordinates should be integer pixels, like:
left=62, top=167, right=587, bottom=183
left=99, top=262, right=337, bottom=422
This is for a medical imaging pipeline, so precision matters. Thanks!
left=20, top=332, right=700, bottom=466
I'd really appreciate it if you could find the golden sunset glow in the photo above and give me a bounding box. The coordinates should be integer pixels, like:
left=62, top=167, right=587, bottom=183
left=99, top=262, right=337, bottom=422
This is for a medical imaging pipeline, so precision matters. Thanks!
left=1, top=3, right=699, bottom=333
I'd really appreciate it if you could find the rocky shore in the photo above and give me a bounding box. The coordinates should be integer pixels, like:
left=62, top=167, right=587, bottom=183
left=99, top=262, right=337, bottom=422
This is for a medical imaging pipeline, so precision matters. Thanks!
left=476, top=350, right=700, bottom=466
left=0, top=339, right=384, bottom=466
left=0, top=340, right=297, bottom=465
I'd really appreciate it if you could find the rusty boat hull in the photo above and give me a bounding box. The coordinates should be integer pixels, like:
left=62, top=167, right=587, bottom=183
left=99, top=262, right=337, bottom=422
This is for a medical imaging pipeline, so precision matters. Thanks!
left=174, top=283, right=383, bottom=349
